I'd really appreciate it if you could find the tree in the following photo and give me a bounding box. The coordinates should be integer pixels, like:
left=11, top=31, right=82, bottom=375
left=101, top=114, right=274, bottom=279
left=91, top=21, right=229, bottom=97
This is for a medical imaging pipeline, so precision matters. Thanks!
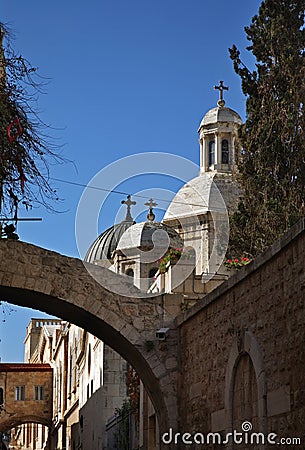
left=228, top=0, right=305, bottom=257
left=0, top=24, right=62, bottom=232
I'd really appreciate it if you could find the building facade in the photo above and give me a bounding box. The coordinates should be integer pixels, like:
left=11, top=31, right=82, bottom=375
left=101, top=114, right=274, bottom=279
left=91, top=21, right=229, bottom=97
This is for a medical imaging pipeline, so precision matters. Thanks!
left=7, top=319, right=129, bottom=450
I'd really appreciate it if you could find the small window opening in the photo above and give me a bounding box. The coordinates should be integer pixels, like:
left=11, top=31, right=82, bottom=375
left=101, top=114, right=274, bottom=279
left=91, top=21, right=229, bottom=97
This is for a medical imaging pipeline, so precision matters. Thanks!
left=221, top=139, right=229, bottom=164
left=209, top=140, right=215, bottom=166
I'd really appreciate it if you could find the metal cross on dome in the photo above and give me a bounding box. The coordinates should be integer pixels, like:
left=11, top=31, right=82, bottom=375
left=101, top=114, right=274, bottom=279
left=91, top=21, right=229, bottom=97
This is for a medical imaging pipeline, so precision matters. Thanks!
left=121, top=195, right=136, bottom=222
left=145, top=198, right=157, bottom=222
left=214, top=80, right=229, bottom=107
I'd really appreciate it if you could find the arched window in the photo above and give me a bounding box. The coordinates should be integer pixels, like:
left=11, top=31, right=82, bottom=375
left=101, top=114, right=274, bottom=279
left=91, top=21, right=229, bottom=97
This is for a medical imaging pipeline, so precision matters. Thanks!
left=221, top=139, right=229, bottom=164
left=209, top=140, right=215, bottom=166
left=125, top=268, right=134, bottom=278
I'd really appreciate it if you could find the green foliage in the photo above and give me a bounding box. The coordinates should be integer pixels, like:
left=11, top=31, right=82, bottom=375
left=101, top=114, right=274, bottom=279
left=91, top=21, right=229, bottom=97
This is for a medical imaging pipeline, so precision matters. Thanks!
left=114, top=399, right=133, bottom=450
left=0, top=24, right=63, bottom=220
left=228, top=0, right=305, bottom=257
left=158, top=247, right=183, bottom=273
left=113, top=367, right=140, bottom=449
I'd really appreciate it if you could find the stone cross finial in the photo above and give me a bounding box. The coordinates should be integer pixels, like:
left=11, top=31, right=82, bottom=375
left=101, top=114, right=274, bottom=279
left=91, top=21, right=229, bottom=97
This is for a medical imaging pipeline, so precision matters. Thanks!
left=121, top=195, right=136, bottom=222
left=214, top=80, right=229, bottom=107
left=145, top=198, right=157, bottom=222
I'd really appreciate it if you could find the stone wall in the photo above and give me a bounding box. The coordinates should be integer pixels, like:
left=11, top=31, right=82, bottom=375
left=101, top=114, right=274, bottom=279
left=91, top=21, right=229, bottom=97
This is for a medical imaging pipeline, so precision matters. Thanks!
left=176, top=219, right=305, bottom=447
left=0, top=364, right=53, bottom=431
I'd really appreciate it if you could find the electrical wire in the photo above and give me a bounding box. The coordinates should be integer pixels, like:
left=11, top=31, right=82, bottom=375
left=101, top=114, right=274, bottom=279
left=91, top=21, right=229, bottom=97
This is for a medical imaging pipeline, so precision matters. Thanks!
left=50, top=177, right=216, bottom=210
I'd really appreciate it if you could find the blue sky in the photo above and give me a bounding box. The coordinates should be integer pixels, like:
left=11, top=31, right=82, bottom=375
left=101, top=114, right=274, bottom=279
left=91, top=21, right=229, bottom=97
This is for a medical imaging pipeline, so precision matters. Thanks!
left=0, top=0, right=261, bottom=362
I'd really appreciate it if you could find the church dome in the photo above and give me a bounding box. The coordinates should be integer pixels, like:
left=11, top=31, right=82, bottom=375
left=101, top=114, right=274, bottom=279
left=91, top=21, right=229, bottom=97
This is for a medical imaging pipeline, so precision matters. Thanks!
left=163, top=173, right=219, bottom=220
left=198, top=106, right=242, bottom=130
left=84, top=195, right=137, bottom=264
left=117, top=221, right=183, bottom=253
left=163, top=171, right=240, bottom=221
left=84, top=219, right=135, bottom=263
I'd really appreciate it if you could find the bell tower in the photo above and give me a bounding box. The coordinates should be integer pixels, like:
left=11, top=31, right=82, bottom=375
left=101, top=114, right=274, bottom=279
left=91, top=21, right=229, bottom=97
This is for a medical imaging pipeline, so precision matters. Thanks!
left=198, top=81, right=242, bottom=174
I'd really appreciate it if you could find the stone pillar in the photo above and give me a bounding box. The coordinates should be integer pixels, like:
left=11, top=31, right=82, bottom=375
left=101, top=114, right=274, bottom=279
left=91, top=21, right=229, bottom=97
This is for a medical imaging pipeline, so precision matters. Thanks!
left=200, top=138, right=207, bottom=173
left=230, top=134, right=235, bottom=169
left=215, top=132, right=221, bottom=169
left=199, top=138, right=203, bottom=171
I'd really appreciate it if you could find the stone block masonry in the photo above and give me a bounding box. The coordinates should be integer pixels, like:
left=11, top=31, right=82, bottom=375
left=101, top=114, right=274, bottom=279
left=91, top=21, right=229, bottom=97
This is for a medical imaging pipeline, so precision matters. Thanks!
left=0, top=364, right=53, bottom=432
left=176, top=218, right=305, bottom=446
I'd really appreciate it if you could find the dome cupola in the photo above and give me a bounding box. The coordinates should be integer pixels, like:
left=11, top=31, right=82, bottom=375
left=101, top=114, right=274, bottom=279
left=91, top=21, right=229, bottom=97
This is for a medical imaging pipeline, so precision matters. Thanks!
left=198, top=81, right=242, bottom=174
left=114, top=199, right=183, bottom=291
left=84, top=195, right=136, bottom=265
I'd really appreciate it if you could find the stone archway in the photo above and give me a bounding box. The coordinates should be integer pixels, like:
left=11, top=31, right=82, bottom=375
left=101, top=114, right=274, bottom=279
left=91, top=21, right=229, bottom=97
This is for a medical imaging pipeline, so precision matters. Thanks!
left=0, top=416, right=50, bottom=433
left=0, top=239, right=179, bottom=449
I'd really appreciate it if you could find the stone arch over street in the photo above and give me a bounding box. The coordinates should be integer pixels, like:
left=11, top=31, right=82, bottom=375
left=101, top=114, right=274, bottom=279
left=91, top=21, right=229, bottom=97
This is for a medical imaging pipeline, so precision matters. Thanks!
left=0, top=239, right=179, bottom=449
left=0, top=416, right=51, bottom=434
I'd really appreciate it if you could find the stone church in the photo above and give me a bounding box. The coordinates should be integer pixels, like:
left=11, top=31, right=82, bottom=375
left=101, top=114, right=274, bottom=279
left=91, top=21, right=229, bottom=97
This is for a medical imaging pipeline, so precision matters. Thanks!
left=0, top=82, right=244, bottom=449
left=86, top=81, right=242, bottom=298
left=1, top=82, right=303, bottom=450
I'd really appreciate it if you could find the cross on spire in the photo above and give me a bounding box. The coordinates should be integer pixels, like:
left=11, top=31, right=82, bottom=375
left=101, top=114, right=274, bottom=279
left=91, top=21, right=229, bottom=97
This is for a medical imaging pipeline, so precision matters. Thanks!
left=214, top=80, right=229, bottom=107
left=145, top=198, right=157, bottom=222
left=121, top=195, right=136, bottom=222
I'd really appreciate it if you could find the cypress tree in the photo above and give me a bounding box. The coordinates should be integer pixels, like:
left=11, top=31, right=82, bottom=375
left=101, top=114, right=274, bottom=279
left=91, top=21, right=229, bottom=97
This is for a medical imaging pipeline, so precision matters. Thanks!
left=228, top=0, right=305, bottom=257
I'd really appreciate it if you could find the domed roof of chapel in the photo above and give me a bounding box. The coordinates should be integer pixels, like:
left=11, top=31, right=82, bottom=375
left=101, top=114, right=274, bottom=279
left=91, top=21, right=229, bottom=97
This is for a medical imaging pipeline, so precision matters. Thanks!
left=163, top=171, right=240, bottom=221
left=198, top=106, right=242, bottom=130
left=84, top=196, right=182, bottom=264
left=117, top=197, right=182, bottom=254
left=198, top=80, right=242, bottom=130
left=163, top=172, right=226, bottom=221
left=84, top=195, right=136, bottom=264
left=117, top=220, right=182, bottom=252
left=84, top=219, right=135, bottom=264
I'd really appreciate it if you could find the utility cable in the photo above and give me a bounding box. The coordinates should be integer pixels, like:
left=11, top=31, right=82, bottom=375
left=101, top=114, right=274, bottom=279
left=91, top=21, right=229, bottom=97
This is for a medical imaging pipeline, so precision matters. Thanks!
left=50, top=177, right=221, bottom=210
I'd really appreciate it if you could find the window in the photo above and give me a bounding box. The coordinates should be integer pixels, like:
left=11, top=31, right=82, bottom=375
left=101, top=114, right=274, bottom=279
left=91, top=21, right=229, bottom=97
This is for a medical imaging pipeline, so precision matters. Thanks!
left=125, top=268, right=134, bottom=278
left=34, top=385, right=44, bottom=401
left=15, top=385, right=25, bottom=401
left=209, top=140, right=215, bottom=166
left=221, top=139, right=229, bottom=164
left=148, top=268, right=158, bottom=287
left=0, top=387, right=3, bottom=407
